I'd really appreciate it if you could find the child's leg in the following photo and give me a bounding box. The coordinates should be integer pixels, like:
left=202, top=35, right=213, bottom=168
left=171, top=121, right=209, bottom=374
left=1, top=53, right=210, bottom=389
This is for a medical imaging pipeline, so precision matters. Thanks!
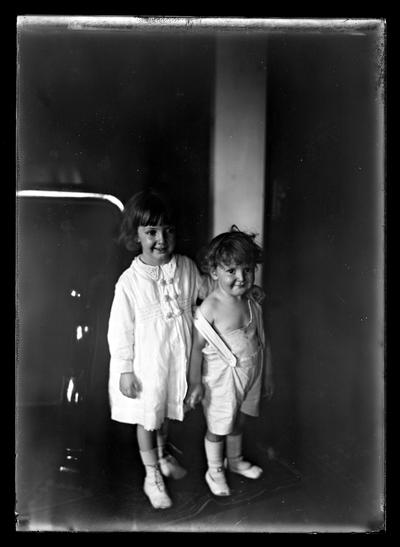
left=156, top=420, right=187, bottom=479
left=137, top=425, right=172, bottom=509
left=156, top=420, right=168, bottom=459
left=226, top=412, right=263, bottom=479
left=204, top=430, right=230, bottom=496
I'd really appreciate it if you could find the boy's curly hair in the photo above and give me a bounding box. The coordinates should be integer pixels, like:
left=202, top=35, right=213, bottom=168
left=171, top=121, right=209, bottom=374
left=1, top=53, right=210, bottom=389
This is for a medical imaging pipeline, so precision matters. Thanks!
left=200, top=225, right=263, bottom=274
left=119, top=189, right=176, bottom=253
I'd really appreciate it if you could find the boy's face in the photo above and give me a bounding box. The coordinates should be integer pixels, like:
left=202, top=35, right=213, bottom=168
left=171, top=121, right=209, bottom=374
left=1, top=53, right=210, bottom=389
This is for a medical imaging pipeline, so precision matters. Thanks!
left=137, top=224, right=176, bottom=266
left=212, top=261, right=255, bottom=297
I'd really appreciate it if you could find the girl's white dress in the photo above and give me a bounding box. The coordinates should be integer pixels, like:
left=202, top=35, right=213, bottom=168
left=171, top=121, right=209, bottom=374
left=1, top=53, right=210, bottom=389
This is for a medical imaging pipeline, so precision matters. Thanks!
left=108, top=254, right=208, bottom=431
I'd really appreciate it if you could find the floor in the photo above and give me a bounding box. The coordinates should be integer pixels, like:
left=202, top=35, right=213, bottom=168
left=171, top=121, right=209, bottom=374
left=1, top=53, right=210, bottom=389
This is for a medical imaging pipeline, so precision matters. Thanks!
left=15, top=404, right=384, bottom=534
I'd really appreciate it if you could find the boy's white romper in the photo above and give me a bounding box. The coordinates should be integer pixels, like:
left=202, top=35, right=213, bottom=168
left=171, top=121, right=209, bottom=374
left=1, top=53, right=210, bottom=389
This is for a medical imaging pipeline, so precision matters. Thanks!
left=194, top=297, right=266, bottom=436
left=108, top=254, right=208, bottom=431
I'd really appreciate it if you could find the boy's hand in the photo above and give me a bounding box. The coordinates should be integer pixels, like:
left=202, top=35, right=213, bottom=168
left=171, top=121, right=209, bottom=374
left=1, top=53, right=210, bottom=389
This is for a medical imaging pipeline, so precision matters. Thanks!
left=262, top=374, right=275, bottom=401
left=249, top=285, right=266, bottom=304
left=185, top=383, right=204, bottom=409
left=119, top=372, right=142, bottom=398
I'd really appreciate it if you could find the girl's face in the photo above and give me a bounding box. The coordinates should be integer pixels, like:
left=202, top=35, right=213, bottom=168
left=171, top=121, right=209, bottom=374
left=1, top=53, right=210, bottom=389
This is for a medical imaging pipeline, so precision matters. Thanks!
left=137, top=224, right=176, bottom=266
left=212, top=261, right=255, bottom=298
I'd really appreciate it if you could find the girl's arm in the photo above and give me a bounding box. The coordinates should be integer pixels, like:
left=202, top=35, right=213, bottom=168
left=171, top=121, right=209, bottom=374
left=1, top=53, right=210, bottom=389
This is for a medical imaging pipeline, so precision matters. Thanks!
left=119, top=372, right=142, bottom=398
left=108, top=280, right=142, bottom=398
left=194, top=265, right=216, bottom=304
left=185, top=326, right=206, bottom=408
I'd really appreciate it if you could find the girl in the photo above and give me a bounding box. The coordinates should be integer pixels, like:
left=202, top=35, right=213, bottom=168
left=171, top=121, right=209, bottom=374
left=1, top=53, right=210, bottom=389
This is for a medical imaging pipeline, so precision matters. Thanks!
left=107, top=189, right=210, bottom=510
left=185, top=227, right=274, bottom=496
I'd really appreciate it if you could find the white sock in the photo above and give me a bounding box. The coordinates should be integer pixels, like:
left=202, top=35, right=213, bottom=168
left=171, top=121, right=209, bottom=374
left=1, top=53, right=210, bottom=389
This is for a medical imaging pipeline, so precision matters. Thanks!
left=204, top=437, right=225, bottom=472
left=226, top=434, right=262, bottom=477
left=139, top=448, right=158, bottom=470
left=156, top=432, right=167, bottom=459
left=156, top=422, right=169, bottom=459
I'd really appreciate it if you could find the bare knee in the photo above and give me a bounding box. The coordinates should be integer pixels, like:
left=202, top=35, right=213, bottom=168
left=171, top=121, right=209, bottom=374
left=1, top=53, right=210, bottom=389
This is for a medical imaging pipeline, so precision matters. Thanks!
left=206, top=430, right=225, bottom=442
left=136, top=424, right=157, bottom=451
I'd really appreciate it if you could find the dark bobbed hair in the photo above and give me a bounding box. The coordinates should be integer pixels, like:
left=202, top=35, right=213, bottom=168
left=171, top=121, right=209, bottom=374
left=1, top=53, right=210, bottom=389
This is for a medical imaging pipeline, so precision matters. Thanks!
left=201, top=225, right=263, bottom=273
left=119, top=189, right=176, bottom=253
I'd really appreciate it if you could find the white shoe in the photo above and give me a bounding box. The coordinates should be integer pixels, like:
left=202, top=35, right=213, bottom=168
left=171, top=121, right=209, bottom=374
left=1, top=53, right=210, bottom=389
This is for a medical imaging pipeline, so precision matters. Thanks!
left=205, top=468, right=231, bottom=496
left=226, top=457, right=263, bottom=479
left=159, top=454, right=187, bottom=480
left=143, top=466, right=172, bottom=509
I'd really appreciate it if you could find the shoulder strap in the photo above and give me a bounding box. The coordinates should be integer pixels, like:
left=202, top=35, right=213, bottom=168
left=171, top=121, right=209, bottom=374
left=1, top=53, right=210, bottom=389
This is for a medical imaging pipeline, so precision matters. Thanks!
left=194, top=308, right=237, bottom=368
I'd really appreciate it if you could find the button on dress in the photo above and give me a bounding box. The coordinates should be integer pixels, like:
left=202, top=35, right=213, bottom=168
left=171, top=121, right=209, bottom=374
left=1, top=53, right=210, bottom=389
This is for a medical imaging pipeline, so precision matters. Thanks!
left=108, top=254, right=209, bottom=431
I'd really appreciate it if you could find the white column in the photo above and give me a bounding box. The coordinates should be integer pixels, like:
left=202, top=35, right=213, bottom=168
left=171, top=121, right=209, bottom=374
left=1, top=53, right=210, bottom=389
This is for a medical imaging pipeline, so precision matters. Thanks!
left=212, top=36, right=267, bottom=284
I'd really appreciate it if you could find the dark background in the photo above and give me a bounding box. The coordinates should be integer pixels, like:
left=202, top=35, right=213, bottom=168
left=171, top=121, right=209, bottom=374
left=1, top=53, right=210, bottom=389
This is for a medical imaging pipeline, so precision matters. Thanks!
left=264, top=32, right=383, bottom=521
left=16, top=22, right=384, bottom=529
left=18, top=27, right=214, bottom=258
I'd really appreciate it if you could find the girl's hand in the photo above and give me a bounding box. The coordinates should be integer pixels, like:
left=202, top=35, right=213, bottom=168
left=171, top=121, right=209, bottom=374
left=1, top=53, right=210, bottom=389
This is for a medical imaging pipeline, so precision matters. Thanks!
left=119, top=372, right=142, bottom=398
left=262, top=374, right=275, bottom=401
left=185, top=383, right=204, bottom=409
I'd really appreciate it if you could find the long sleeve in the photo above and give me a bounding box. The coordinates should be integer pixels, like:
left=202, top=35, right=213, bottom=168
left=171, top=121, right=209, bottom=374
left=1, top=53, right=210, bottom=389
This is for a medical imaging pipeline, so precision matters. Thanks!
left=107, top=281, right=135, bottom=374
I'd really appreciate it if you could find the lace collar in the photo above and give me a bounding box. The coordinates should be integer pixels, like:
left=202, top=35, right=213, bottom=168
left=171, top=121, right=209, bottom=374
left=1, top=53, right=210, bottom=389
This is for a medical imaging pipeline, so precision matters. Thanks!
left=132, top=254, right=177, bottom=282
